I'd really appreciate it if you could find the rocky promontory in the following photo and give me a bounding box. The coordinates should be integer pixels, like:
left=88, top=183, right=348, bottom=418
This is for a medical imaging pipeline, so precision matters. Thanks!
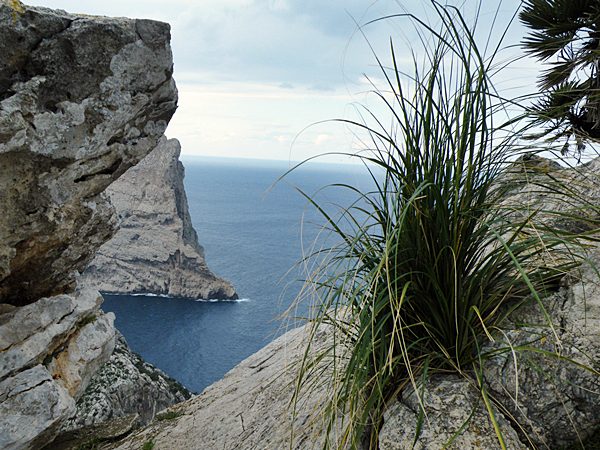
left=82, top=136, right=237, bottom=300
left=0, top=2, right=185, bottom=448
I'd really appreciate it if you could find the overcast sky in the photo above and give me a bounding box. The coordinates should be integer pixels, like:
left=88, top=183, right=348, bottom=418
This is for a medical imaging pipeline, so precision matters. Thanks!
left=29, top=0, right=533, bottom=162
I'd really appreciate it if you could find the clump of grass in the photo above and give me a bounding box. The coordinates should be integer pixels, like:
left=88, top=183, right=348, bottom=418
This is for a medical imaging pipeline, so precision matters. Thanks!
left=156, top=410, right=182, bottom=421
left=290, top=1, right=597, bottom=448
left=79, top=314, right=97, bottom=328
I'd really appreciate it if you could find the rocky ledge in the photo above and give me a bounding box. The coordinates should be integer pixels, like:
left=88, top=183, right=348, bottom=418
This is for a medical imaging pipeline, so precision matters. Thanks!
left=82, top=137, right=237, bottom=300
left=0, top=2, right=186, bottom=449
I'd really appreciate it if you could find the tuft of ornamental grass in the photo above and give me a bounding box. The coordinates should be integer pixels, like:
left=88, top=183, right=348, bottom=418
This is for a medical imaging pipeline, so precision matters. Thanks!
left=289, top=2, right=599, bottom=449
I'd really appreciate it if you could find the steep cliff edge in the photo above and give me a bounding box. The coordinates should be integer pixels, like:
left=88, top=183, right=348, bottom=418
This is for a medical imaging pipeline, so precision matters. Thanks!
left=0, top=1, right=177, bottom=306
left=82, top=137, right=237, bottom=300
left=0, top=2, right=182, bottom=449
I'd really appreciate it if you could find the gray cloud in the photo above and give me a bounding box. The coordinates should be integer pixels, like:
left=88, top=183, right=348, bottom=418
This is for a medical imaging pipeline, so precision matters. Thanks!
left=30, top=0, right=525, bottom=92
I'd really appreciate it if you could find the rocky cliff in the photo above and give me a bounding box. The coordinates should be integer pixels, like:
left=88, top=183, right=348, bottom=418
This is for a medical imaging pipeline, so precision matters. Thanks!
left=82, top=137, right=237, bottom=300
left=0, top=1, right=177, bottom=307
left=60, top=332, right=192, bottom=432
left=0, top=2, right=183, bottom=449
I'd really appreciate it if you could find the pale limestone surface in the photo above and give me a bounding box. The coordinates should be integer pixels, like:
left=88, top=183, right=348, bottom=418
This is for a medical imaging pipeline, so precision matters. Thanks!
left=0, top=1, right=177, bottom=306
left=108, top=325, right=338, bottom=450
left=379, top=377, right=526, bottom=450
left=0, top=365, right=74, bottom=450
left=83, top=137, right=237, bottom=300
left=0, top=289, right=115, bottom=450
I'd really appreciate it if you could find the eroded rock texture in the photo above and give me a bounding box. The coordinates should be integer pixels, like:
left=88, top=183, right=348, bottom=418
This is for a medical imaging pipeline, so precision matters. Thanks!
left=0, top=288, right=115, bottom=450
left=379, top=377, right=526, bottom=450
left=60, top=332, right=192, bottom=432
left=82, top=137, right=237, bottom=300
left=0, top=2, right=180, bottom=449
left=0, top=2, right=177, bottom=306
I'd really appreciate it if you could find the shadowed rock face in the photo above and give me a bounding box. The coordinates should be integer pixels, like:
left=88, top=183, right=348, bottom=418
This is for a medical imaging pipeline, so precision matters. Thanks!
left=0, top=3, right=178, bottom=305
left=82, top=138, right=237, bottom=300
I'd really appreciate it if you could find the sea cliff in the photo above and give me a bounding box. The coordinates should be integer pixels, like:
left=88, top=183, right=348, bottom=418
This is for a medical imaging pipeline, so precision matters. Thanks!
left=0, top=2, right=189, bottom=448
left=82, top=137, right=237, bottom=300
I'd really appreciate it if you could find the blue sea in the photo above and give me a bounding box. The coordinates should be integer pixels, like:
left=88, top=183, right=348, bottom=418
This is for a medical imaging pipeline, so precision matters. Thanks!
left=102, top=156, right=374, bottom=393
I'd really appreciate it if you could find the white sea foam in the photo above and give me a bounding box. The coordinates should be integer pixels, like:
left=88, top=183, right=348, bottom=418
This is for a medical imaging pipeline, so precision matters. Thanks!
left=129, top=292, right=171, bottom=298
left=105, top=292, right=249, bottom=303
left=194, top=298, right=251, bottom=303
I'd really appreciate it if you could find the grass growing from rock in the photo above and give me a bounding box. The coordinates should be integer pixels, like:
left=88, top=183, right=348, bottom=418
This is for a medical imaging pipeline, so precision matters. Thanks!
left=290, top=1, right=598, bottom=448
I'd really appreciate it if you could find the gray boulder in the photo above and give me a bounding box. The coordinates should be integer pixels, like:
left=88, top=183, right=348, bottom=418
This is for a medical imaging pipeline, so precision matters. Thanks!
left=0, top=288, right=115, bottom=450
left=0, top=365, right=74, bottom=450
left=379, top=376, right=526, bottom=450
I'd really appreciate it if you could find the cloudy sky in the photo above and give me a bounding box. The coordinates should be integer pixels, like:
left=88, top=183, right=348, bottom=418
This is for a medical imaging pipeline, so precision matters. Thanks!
left=30, top=0, right=532, bottom=162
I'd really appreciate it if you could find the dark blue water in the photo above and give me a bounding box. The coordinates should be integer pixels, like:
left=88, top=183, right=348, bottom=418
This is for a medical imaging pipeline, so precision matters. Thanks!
left=102, top=157, right=373, bottom=393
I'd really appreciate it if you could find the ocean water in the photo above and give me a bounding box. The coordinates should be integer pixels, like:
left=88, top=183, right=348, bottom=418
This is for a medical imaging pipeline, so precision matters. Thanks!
left=102, top=156, right=374, bottom=393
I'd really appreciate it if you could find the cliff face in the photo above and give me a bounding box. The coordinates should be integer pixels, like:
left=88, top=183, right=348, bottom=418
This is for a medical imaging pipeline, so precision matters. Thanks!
left=0, top=2, right=177, bottom=306
left=0, top=2, right=182, bottom=449
left=82, top=137, right=237, bottom=300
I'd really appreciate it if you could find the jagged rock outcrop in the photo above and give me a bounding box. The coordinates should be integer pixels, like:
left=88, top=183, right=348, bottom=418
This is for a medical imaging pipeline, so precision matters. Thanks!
left=0, top=1, right=177, bottom=306
left=0, top=288, right=115, bottom=450
left=0, top=2, right=179, bottom=449
left=82, top=137, right=237, bottom=300
left=60, top=332, right=191, bottom=432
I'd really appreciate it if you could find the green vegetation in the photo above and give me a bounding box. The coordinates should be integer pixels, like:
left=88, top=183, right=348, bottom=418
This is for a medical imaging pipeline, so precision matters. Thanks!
left=290, top=1, right=599, bottom=449
left=156, top=410, right=182, bottom=421
left=520, top=0, right=600, bottom=151
left=141, top=439, right=155, bottom=450
left=76, top=437, right=102, bottom=450
left=79, top=314, right=98, bottom=327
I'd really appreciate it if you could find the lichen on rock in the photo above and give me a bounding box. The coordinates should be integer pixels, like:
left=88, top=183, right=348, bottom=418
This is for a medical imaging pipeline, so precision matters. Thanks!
left=0, top=2, right=178, bottom=306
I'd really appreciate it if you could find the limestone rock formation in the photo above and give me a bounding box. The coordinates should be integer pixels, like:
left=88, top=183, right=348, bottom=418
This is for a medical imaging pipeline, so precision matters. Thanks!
left=482, top=250, right=600, bottom=448
left=0, top=1, right=177, bottom=306
left=60, top=332, right=192, bottom=432
left=379, top=377, right=526, bottom=450
left=106, top=325, right=337, bottom=450
left=0, top=2, right=180, bottom=448
left=82, top=137, right=237, bottom=300
left=0, top=288, right=115, bottom=450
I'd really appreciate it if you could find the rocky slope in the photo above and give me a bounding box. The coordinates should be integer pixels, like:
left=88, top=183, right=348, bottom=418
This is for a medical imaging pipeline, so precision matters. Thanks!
left=82, top=137, right=236, bottom=300
left=105, top=159, right=600, bottom=450
left=0, top=2, right=182, bottom=449
left=59, top=332, right=192, bottom=432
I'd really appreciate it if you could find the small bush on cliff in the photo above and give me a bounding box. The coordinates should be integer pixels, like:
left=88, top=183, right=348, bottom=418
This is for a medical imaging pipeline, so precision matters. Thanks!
left=290, top=1, right=598, bottom=448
